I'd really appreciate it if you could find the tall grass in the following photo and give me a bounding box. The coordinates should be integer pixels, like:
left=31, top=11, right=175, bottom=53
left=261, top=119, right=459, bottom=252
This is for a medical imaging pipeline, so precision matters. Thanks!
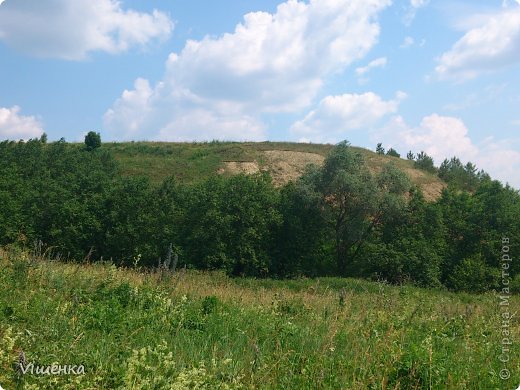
left=0, top=249, right=517, bottom=389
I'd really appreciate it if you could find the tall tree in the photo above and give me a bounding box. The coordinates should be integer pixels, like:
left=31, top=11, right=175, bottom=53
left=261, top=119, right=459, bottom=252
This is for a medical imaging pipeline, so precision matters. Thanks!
left=304, top=141, right=410, bottom=275
left=274, top=170, right=330, bottom=277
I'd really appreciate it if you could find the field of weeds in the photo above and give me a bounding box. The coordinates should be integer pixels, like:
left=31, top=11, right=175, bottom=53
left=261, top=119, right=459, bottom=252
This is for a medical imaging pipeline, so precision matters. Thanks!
left=0, top=249, right=517, bottom=389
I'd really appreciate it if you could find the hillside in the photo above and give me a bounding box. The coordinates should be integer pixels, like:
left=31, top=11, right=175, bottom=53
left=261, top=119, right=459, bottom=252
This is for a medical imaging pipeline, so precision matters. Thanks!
left=104, top=142, right=446, bottom=200
left=1, top=249, right=517, bottom=389
left=3, top=138, right=515, bottom=291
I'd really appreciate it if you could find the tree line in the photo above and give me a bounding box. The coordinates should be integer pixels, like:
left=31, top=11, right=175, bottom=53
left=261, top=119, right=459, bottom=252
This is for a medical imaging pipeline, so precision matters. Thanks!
left=1, top=136, right=518, bottom=292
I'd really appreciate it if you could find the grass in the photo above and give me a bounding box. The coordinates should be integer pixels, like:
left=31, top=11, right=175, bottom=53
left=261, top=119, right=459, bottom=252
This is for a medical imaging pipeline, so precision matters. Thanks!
left=0, top=249, right=517, bottom=389
left=101, top=142, right=446, bottom=200
left=103, top=141, right=334, bottom=184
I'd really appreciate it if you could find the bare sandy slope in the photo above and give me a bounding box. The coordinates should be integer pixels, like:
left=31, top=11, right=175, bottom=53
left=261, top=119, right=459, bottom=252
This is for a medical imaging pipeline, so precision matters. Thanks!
left=219, top=149, right=445, bottom=201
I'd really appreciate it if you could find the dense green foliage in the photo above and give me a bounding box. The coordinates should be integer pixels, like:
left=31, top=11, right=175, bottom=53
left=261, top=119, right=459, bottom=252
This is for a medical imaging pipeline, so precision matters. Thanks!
left=1, top=138, right=518, bottom=292
left=0, top=251, right=518, bottom=388
left=438, top=156, right=490, bottom=192
left=413, top=151, right=437, bottom=173
left=386, top=147, right=400, bottom=158
left=84, top=131, right=101, bottom=151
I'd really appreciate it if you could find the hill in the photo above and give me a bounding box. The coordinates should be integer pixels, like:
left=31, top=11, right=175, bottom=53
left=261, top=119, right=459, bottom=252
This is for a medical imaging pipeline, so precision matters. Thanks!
left=2, top=137, right=516, bottom=290
left=104, top=141, right=446, bottom=200
left=1, top=249, right=517, bottom=389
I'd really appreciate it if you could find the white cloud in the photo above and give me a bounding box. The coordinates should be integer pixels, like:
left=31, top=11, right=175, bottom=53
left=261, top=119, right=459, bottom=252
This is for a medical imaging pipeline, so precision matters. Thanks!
left=377, top=114, right=520, bottom=188
left=103, top=78, right=154, bottom=138
left=404, top=0, right=429, bottom=25
left=104, top=0, right=391, bottom=141
left=410, top=0, right=429, bottom=8
left=156, top=111, right=266, bottom=142
left=436, top=8, right=520, bottom=80
left=476, top=139, right=520, bottom=188
left=502, top=0, right=520, bottom=8
left=400, top=36, right=415, bottom=48
left=290, top=91, right=405, bottom=143
left=0, top=0, right=173, bottom=60
left=389, top=114, right=479, bottom=161
left=355, top=57, right=387, bottom=76
left=0, top=106, right=44, bottom=140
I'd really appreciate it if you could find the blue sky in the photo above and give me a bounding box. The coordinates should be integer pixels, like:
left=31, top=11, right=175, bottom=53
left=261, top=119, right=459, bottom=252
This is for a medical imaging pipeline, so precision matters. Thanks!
left=0, top=0, right=519, bottom=187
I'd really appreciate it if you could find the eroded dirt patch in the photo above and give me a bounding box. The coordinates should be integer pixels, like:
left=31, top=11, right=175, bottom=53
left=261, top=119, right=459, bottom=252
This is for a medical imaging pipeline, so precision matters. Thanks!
left=220, top=161, right=261, bottom=175
left=263, top=150, right=325, bottom=186
left=403, top=168, right=446, bottom=201
left=218, top=150, right=445, bottom=200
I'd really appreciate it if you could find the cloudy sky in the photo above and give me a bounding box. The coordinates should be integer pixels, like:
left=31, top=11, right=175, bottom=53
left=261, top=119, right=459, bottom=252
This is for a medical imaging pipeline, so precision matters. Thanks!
left=0, top=0, right=519, bottom=187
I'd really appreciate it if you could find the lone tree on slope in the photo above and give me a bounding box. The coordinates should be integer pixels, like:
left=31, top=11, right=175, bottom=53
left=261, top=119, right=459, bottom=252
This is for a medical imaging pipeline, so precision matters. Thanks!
left=84, top=131, right=101, bottom=151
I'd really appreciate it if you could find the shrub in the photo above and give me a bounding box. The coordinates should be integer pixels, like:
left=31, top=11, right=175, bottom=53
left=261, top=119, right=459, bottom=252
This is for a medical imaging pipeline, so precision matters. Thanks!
left=448, top=255, right=500, bottom=293
left=414, top=151, right=436, bottom=173
left=386, top=148, right=400, bottom=158
left=201, top=295, right=219, bottom=315
left=84, top=131, right=101, bottom=151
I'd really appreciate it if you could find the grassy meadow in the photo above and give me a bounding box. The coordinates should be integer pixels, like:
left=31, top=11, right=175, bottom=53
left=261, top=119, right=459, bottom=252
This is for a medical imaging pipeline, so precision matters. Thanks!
left=104, top=141, right=331, bottom=183
left=102, top=141, right=445, bottom=200
left=0, top=248, right=517, bottom=389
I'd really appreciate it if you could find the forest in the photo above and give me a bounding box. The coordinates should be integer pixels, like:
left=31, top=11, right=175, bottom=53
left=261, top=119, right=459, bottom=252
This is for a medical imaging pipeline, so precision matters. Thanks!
left=1, top=134, right=518, bottom=293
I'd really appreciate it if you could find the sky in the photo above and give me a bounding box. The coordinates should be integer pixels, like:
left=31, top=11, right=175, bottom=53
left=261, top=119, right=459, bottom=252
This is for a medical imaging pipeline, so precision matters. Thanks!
left=0, top=0, right=519, bottom=188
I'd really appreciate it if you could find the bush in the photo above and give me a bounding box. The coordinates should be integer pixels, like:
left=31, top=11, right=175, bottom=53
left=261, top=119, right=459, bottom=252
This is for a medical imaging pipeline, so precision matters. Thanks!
left=386, top=148, right=400, bottom=158
left=85, top=131, right=101, bottom=151
left=201, top=295, right=219, bottom=315
left=510, top=274, right=520, bottom=294
left=414, top=151, right=436, bottom=173
left=448, top=255, right=500, bottom=293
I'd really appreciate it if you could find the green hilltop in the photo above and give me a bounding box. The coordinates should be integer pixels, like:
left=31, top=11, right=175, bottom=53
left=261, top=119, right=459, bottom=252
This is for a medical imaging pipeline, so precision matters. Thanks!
left=105, top=141, right=446, bottom=200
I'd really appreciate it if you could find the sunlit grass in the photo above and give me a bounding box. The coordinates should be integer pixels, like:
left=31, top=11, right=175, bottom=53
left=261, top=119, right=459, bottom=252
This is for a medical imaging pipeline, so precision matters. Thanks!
left=101, top=142, right=445, bottom=199
left=0, top=249, right=517, bottom=389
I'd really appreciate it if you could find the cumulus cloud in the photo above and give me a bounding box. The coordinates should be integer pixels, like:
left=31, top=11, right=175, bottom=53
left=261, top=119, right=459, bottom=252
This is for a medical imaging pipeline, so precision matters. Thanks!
left=385, top=114, right=479, bottom=161
left=436, top=8, right=520, bottom=80
left=476, top=138, right=520, bottom=188
left=0, top=0, right=173, bottom=60
left=104, top=0, right=391, bottom=141
left=156, top=111, right=266, bottom=142
left=290, top=91, right=405, bottom=143
left=0, top=106, right=44, bottom=140
left=355, top=57, right=387, bottom=76
left=103, top=78, right=154, bottom=138
left=376, top=114, right=520, bottom=188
